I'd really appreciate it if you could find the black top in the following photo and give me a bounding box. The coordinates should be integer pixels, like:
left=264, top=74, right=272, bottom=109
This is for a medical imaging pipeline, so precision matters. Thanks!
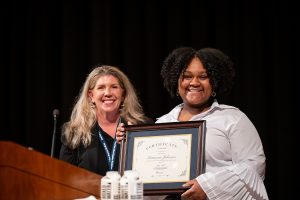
left=59, top=124, right=120, bottom=176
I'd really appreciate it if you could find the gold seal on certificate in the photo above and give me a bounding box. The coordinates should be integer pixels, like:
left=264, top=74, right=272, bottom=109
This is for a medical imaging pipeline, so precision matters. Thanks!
left=119, top=121, right=206, bottom=195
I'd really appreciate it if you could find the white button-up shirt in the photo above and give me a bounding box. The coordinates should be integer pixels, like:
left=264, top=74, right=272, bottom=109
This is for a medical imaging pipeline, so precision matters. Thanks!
left=156, top=100, right=269, bottom=200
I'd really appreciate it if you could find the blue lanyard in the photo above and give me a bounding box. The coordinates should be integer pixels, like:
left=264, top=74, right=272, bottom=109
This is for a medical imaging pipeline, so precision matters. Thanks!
left=98, top=118, right=121, bottom=171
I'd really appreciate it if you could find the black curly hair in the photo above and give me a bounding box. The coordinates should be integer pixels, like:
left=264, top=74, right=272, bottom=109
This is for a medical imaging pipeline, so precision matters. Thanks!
left=161, top=47, right=235, bottom=99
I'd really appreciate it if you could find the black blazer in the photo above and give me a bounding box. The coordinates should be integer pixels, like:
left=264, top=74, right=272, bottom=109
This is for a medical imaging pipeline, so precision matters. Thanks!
left=59, top=124, right=120, bottom=176
left=59, top=117, right=153, bottom=176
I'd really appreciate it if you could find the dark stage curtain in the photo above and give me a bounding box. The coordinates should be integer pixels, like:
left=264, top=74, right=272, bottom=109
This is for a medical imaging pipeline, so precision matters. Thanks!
left=1, top=1, right=298, bottom=199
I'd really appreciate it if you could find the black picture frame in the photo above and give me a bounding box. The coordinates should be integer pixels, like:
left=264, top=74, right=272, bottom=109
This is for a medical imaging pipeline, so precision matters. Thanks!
left=119, top=120, right=206, bottom=195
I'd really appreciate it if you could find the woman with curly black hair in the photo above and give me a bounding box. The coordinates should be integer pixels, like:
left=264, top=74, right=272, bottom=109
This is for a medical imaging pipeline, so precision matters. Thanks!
left=156, top=47, right=269, bottom=200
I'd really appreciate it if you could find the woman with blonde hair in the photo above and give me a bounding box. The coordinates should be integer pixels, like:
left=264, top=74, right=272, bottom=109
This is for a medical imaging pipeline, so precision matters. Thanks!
left=60, top=65, right=151, bottom=175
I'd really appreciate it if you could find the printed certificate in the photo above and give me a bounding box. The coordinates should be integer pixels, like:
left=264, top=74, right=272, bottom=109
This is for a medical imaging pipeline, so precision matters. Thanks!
left=119, top=121, right=206, bottom=195
left=132, top=134, right=192, bottom=183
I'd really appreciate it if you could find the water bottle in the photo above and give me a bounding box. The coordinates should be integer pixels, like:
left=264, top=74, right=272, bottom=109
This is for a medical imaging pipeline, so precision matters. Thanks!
left=120, top=170, right=143, bottom=200
left=101, top=171, right=121, bottom=200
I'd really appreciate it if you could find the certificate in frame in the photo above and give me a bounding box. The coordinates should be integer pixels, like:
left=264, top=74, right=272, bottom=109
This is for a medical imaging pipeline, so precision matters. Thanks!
left=119, top=120, right=206, bottom=195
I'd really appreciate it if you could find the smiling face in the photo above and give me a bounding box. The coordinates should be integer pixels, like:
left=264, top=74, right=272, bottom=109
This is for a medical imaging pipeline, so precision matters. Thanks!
left=178, top=57, right=213, bottom=109
left=88, top=74, right=125, bottom=115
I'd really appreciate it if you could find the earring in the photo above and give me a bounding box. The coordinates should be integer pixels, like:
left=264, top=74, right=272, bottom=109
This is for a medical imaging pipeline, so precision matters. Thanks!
left=90, top=101, right=95, bottom=109
left=176, top=90, right=179, bottom=97
left=211, top=91, right=216, bottom=97
left=119, top=102, right=124, bottom=110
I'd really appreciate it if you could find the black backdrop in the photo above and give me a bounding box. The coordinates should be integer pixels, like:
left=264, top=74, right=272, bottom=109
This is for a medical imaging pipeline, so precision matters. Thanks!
left=1, top=1, right=298, bottom=199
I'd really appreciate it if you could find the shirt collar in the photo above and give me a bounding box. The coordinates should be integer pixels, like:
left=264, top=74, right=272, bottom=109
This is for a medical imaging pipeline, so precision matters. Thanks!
left=174, top=99, right=221, bottom=121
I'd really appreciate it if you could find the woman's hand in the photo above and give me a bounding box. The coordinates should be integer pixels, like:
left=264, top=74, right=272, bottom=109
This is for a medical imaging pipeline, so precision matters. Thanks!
left=181, top=179, right=207, bottom=200
left=116, top=122, right=131, bottom=144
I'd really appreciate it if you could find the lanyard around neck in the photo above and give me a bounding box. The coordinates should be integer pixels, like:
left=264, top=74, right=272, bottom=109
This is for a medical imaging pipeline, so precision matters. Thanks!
left=98, top=117, right=121, bottom=171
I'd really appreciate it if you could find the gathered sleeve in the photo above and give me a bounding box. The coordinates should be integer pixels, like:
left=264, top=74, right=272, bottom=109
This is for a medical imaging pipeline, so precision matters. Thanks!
left=197, top=112, right=269, bottom=200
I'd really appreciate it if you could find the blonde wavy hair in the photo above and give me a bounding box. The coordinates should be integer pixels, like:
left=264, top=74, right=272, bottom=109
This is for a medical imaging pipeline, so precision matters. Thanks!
left=62, top=65, right=148, bottom=149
